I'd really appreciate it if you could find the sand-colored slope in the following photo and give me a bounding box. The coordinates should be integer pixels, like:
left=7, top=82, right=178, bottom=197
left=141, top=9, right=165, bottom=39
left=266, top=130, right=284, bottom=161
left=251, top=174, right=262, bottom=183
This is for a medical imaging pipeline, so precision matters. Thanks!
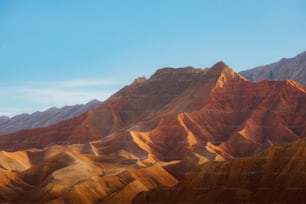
left=0, top=144, right=178, bottom=204
left=0, top=151, right=31, bottom=171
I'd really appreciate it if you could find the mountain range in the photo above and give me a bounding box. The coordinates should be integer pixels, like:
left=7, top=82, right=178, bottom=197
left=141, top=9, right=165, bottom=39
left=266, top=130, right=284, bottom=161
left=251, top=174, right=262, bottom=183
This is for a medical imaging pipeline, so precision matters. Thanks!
left=240, top=51, right=306, bottom=85
left=0, top=61, right=305, bottom=203
left=0, top=99, right=100, bottom=135
left=2, top=51, right=305, bottom=137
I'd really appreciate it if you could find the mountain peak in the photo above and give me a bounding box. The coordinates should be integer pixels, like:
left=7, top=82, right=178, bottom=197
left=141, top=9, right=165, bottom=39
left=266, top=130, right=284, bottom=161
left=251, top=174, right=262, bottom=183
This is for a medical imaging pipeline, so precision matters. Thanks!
left=213, top=60, right=228, bottom=67
left=207, top=61, right=238, bottom=79
left=209, top=61, right=232, bottom=73
left=208, top=61, right=248, bottom=89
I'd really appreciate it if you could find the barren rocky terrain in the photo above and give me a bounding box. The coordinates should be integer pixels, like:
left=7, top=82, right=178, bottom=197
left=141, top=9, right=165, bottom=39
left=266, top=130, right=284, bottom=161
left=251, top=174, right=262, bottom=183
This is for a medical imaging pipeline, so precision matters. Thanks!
left=0, top=62, right=305, bottom=203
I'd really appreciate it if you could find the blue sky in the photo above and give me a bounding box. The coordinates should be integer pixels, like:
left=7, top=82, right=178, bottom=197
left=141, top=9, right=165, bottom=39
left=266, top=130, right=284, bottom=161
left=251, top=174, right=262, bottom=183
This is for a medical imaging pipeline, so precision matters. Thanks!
left=1, top=0, right=306, bottom=116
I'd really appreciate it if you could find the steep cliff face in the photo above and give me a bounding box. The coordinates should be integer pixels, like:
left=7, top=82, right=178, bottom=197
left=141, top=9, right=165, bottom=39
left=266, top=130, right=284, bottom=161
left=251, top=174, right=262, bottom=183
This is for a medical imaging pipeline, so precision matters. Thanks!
left=240, top=51, right=306, bottom=85
left=133, top=137, right=306, bottom=204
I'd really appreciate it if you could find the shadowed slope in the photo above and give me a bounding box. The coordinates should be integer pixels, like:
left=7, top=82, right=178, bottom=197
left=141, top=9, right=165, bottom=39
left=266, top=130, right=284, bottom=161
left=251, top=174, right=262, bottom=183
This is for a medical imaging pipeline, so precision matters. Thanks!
left=133, top=137, right=306, bottom=204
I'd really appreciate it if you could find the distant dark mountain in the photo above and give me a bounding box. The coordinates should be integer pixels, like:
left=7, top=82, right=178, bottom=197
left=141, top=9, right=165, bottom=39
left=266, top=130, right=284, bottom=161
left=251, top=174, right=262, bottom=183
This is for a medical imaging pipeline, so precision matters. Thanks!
left=0, top=99, right=101, bottom=135
left=240, top=51, right=306, bottom=85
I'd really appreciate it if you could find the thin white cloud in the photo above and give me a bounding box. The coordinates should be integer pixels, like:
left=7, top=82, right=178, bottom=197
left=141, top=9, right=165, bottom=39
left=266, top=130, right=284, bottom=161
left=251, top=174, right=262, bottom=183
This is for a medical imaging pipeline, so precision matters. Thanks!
left=58, top=78, right=120, bottom=88
left=0, top=78, right=122, bottom=117
left=13, top=87, right=114, bottom=105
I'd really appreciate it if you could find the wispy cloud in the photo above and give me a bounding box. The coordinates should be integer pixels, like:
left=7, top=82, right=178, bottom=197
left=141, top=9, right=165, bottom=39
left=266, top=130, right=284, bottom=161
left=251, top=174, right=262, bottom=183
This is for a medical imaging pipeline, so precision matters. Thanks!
left=58, top=78, right=119, bottom=88
left=0, top=78, right=123, bottom=117
left=11, top=87, right=114, bottom=105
